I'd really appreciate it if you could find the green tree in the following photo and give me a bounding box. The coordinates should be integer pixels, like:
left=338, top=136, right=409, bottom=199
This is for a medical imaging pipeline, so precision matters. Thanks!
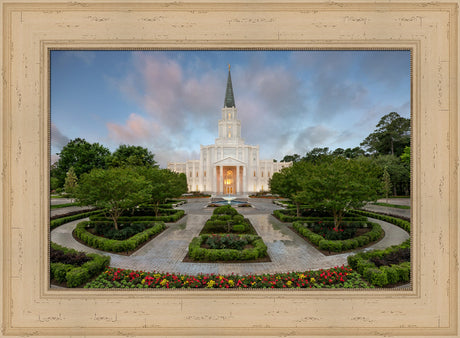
left=382, top=166, right=392, bottom=203
left=298, top=157, right=381, bottom=230
left=64, top=167, right=78, bottom=195
left=303, top=147, right=331, bottom=163
left=280, top=154, right=301, bottom=163
left=54, top=138, right=110, bottom=187
left=360, top=112, right=410, bottom=157
left=400, top=146, right=410, bottom=166
left=75, top=167, right=151, bottom=230
left=374, top=155, right=410, bottom=196
left=107, top=144, right=157, bottom=168
left=136, top=168, right=188, bottom=216
left=270, top=161, right=312, bottom=217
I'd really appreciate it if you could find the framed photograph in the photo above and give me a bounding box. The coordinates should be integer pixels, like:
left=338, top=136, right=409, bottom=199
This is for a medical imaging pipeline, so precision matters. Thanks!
left=1, top=1, right=458, bottom=337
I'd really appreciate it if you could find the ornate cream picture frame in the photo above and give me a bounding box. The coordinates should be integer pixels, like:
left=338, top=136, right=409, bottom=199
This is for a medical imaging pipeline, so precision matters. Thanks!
left=1, top=1, right=458, bottom=336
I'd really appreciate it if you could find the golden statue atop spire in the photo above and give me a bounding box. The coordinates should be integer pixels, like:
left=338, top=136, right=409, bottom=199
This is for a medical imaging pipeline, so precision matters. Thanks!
left=228, top=64, right=231, bottom=71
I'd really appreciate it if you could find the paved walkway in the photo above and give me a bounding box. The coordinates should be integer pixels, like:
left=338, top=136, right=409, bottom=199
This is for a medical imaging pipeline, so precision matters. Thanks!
left=50, top=198, right=410, bottom=275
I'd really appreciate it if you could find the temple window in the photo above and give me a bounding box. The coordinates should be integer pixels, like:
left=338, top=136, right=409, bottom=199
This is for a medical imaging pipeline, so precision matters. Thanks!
left=204, top=171, right=206, bottom=177
left=261, top=171, right=264, bottom=177
left=253, top=170, right=256, bottom=177
left=196, top=171, right=198, bottom=177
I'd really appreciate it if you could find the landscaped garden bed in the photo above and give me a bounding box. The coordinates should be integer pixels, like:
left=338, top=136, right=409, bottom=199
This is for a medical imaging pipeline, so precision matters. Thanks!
left=347, top=240, right=411, bottom=287
left=292, top=220, right=384, bottom=254
left=200, top=205, right=257, bottom=235
left=50, top=209, right=102, bottom=230
left=50, top=242, right=110, bottom=288
left=186, top=234, right=269, bottom=262
left=273, top=208, right=367, bottom=223
left=184, top=205, right=269, bottom=262
left=84, top=265, right=372, bottom=289
left=73, top=221, right=166, bottom=254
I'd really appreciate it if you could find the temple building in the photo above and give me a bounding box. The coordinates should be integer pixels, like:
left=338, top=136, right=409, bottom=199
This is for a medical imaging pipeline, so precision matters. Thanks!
left=167, top=66, right=292, bottom=196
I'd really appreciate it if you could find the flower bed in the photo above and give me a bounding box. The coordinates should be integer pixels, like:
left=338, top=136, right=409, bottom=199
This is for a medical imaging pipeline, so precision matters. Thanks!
left=73, top=221, right=166, bottom=253
left=347, top=240, right=411, bottom=287
left=292, top=221, right=383, bottom=253
left=188, top=234, right=267, bottom=261
left=84, top=265, right=372, bottom=289
left=50, top=242, right=110, bottom=288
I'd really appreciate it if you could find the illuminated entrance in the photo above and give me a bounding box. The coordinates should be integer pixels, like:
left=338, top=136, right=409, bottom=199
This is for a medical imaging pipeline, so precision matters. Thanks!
left=223, top=166, right=236, bottom=194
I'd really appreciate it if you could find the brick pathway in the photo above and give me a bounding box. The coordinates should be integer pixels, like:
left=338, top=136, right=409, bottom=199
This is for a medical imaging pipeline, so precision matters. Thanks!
left=50, top=198, right=410, bottom=275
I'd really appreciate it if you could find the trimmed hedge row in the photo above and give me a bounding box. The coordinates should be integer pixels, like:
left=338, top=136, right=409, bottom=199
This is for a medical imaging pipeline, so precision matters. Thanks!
left=273, top=209, right=367, bottom=223
left=188, top=234, right=267, bottom=261
left=50, top=242, right=110, bottom=288
left=292, top=221, right=384, bottom=253
left=350, top=210, right=410, bottom=233
left=50, top=210, right=102, bottom=231
left=73, top=221, right=166, bottom=253
left=89, top=209, right=185, bottom=223
left=347, top=240, right=411, bottom=287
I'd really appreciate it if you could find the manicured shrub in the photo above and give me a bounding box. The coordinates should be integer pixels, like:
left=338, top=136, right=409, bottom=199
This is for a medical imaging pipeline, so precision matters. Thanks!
left=66, top=267, right=90, bottom=288
left=51, top=263, right=74, bottom=283
left=232, top=224, right=246, bottom=233
left=50, top=210, right=102, bottom=230
left=292, top=221, right=381, bottom=253
left=188, top=235, right=267, bottom=261
left=213, top=205, right=239, bottom=216
left=363, top=268, right=388, bottom=287
left=350, top=210, right=410, bottom=233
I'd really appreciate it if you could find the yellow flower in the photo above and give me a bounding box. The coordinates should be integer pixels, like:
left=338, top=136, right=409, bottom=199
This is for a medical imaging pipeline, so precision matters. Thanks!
left=141, top=279, right=145, bottom=285
left=206, top=280, right=216, bottom=288
left=160, top=279, right=167, bottom=286
left=228, top=280, right=234, bottom=287
left=286, top=281, right=293, bottom=287
left=298, top=274, right=306, bottom=279
left=154, top=273, right=161, bottom=279
left=310, top=277, right=316, bottom=283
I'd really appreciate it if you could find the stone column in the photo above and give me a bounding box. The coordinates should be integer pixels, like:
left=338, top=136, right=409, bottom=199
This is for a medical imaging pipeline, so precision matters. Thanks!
left=242, top=166, right=247, bottom=195
left=236, top=165, right=240, bottom=195
left=220, top=166, right=224, bottom=195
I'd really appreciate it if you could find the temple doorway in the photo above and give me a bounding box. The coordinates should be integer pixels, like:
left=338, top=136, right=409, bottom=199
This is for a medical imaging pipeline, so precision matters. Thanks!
left=223, top=166, right=236, bottom=194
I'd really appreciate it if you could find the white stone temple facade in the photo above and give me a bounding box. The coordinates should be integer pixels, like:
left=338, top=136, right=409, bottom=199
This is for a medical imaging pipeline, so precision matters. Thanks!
left=167, top=67, right=292, bottom=195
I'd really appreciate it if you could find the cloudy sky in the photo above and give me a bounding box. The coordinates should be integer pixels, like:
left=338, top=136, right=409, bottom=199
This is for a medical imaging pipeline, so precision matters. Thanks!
left=50, top=50, right=410, bottom=167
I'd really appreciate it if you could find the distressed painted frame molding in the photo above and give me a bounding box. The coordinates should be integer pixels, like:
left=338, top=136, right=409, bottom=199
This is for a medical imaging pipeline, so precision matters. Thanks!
left=1, top=1, right=458, bottom=337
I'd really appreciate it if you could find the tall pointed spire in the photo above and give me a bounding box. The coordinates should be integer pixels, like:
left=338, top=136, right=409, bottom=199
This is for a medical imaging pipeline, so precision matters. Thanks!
left=224, top=64, right=235, bottom=108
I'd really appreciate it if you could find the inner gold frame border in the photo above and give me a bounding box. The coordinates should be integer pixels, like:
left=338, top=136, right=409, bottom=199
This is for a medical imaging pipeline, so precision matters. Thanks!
left=1, top=1, right=458, bottom=337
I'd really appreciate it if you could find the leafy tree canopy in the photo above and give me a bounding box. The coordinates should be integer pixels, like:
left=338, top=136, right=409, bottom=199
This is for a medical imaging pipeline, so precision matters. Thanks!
left=280, top=154, right=301, bottom=163
left=135, top=167, right=188, bottom=216
left=75, top=167, right=151, bottom=230
left=107, top=144, right=157, bottom=168
left=360, top=112, right=410, bottom=157
left=53, top=138, right=110, bottom=187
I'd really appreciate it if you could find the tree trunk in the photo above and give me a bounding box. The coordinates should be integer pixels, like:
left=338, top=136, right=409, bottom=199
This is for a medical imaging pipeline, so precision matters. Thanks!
left=112, top=216, right=119, bottom=230
left=154, top=201, right=160, bottom=217
left=296, top=202, right=300, bottom=218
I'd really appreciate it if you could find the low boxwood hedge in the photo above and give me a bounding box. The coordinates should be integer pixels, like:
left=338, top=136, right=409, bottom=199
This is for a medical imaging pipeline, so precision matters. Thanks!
left=50, top=210, right=103, bottom=231
left=273, top=209, right=367, bottom=223
left=73, top=221, right=166, bottom=253
left=89, top=209, right=184, bottom=223
left=50, top=242, right=110, bottom=288
left=347, top=240, right=411, bottom=287
left=188, top=234, right=267, bottom=261
left=292, top=221, right=383, bottom=253
left=350, top=210, right=410, bottom=233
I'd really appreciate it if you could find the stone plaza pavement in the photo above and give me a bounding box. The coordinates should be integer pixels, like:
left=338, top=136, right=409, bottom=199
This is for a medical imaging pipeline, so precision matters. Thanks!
left=51, top=198, right=410, bottom=276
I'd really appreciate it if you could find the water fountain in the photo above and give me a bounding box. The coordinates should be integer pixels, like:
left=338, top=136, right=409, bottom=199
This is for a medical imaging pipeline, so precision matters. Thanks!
left=222, top=195, right=236, bottom=205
